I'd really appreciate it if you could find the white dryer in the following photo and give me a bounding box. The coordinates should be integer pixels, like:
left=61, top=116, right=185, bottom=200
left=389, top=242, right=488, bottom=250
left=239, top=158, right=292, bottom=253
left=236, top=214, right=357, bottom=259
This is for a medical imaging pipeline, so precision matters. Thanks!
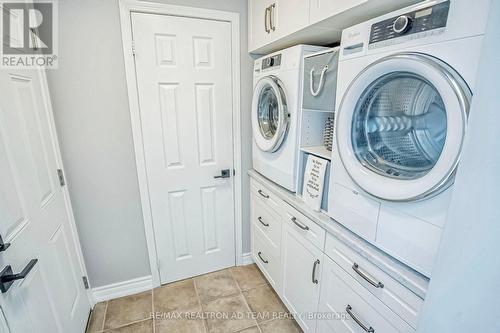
left=328, top=0, right=491, bottom=276
left=252, top=45, right=325, bottom=192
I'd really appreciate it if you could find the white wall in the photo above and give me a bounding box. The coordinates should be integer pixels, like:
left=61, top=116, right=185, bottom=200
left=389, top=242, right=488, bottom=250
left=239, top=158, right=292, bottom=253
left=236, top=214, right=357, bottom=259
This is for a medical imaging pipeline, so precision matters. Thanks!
left=417, top=1, right=500, bottom=332
left=47, top=0, right=253, bottom=288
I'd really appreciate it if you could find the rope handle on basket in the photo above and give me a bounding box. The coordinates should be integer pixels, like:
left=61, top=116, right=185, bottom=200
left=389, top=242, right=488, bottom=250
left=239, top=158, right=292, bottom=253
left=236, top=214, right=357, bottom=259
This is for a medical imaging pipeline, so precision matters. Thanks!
left=309, top=65, right=329, bottom=97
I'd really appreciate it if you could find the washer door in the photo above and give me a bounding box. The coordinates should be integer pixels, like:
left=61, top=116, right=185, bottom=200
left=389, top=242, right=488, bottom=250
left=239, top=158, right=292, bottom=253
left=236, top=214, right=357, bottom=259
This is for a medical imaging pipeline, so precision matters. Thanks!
left=252, top=76, right=288, bottom=152
left=336, top=53, right=471, bottom=202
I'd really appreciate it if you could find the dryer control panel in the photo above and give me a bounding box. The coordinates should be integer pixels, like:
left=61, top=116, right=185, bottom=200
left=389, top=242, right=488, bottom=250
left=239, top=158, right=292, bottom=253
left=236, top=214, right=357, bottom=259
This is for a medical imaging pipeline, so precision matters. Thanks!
left=369, top=1, right=450, bottom=48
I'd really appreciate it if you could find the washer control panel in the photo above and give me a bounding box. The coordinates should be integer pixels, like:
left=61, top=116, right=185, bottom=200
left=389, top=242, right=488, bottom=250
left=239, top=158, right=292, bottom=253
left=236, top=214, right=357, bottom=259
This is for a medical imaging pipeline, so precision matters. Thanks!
left=261, top=54, right=281, bottom=70
left=369, top=1, right=450, bottom=48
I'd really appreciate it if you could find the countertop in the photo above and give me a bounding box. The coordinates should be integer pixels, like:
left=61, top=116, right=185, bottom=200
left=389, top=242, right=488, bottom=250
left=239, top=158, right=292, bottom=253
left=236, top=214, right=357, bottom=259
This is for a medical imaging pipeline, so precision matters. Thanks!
left=248, top=169, right=430, bottom=299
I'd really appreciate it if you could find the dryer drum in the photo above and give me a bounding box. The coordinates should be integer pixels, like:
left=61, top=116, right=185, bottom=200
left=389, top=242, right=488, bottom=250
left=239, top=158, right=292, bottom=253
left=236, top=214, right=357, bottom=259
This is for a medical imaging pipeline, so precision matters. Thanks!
left=352, top=72, right=447, bottom=180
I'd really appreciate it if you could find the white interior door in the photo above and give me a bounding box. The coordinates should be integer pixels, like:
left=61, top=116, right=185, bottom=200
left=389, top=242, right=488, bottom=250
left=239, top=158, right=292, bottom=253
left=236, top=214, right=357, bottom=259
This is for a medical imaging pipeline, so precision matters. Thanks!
left=132, top=13, right=236, bottom=284
left=0, top=69, right=90, bottom=332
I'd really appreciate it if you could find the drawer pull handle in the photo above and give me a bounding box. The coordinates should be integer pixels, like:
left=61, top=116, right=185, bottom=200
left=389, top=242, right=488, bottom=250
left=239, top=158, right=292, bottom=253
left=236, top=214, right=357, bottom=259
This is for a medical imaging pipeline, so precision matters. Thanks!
left=352, top=263, right=384, bottom=288
left=311, top=259, right=320, bottom=284
left=291, top=217, right=309, bottom=231
left=258, top=190, right=269, bottom=198
left=258, top=217, right=269, bottom=227
left=257, top=251, right=269, bottom=264
left=346, top=305, right=375, bottom=333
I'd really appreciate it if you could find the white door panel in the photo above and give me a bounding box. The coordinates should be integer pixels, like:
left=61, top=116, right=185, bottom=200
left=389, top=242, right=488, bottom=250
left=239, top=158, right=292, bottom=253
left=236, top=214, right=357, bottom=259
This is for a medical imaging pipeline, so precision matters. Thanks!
left=0, top=69, right=90, bottom=333
left=132, top=13, right=236, bottom=284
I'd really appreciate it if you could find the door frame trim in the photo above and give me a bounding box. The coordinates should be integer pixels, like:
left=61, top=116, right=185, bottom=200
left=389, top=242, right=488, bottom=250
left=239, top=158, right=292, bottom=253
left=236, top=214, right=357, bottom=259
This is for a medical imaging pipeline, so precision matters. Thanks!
left=119, top=0, right=243, bottom=287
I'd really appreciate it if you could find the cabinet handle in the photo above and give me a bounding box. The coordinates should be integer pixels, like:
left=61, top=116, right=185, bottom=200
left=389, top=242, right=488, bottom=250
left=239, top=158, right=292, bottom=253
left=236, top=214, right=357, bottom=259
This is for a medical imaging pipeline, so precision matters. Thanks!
left=258, top=189, right=269, bottom=198
left=346, top=305, right=375, bottom=332
left=258, top=217, right=269, bottom=227
left=264, top=7, right=271, bottom=33
left=270, top=3, right=276, bottom=31
left=257, top=251, right=269, bottom=264
left=311, top=259, right=320, bottom=284
left=352, top=263, right=384, bottom=288
left=291, top=217, right=309, bottom=231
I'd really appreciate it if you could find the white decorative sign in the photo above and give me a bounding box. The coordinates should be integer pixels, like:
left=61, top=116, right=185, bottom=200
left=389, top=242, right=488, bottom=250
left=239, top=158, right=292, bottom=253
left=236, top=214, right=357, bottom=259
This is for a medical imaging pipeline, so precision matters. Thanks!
left=302, top=155, right=328, bottom=211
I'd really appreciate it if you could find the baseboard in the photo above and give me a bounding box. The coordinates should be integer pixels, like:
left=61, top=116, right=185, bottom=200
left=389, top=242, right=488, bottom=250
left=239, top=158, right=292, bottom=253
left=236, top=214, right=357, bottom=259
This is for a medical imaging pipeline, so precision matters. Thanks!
left=240, top=252, right=254, bottom=265
left=92, top=275, right=153, bottom=304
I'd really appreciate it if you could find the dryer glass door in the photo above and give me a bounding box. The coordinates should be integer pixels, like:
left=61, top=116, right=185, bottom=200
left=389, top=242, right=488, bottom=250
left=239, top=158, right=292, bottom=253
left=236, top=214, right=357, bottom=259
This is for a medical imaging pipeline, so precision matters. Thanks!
left=336, top=53, right=471, bottom=202
left=352, top=72, right=447, bottom=180
left=252, top=76, right=288, bottom=152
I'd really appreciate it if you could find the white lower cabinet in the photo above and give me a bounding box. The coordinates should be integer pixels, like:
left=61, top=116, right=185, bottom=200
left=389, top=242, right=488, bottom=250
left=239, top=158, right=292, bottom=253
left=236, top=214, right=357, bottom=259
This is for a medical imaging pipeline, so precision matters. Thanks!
left=324, top=234, right=423, bottom=329
left=250, top=178, right=420, bottom=333
left=252, top=225, right=282, bottom=290
left=281, top=222, right=324, bottom=333
left=318, top=255, right=414, bottom=333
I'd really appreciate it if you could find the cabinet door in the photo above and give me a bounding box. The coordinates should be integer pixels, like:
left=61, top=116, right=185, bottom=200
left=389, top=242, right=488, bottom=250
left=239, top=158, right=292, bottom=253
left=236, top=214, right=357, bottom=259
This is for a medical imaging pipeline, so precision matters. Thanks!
left=309, top=0, right=368, bottom=24
left=248, top=0, right=274, bottom=51
left=281, top=223, right=323, bottom=333
left=272, top=0, right=310, bottom=39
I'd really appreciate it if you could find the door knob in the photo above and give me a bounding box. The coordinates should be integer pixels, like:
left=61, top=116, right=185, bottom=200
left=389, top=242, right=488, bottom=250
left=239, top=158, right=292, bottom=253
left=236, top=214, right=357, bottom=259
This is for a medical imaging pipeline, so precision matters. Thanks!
left=214, top=169, right=231, bottom=179
left=0, top=259, right=38, bottom=293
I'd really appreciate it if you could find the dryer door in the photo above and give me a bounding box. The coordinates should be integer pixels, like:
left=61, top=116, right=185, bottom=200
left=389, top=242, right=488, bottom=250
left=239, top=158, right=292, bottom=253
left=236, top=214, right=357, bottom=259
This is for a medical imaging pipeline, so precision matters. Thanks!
left=252, top=76, right=289, bottom=152
left=336, top=52, right=471, bottom=202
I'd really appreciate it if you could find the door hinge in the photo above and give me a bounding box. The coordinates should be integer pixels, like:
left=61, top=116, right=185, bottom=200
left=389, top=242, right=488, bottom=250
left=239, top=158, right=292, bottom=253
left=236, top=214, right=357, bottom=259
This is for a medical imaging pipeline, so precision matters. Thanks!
left=57, top=169, right=66, bottom=186
left=233, top=169, right=236, bottom=176
left=131, top=40, right=136, bottom=56
left=82, top=276, right=89, bottom=289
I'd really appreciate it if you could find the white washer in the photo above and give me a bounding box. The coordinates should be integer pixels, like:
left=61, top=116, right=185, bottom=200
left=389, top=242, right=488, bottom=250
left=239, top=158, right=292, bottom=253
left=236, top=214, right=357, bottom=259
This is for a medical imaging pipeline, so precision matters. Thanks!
left=252, top=45, right=325, bottom=192
left=328, top=0, right=491, bottom=276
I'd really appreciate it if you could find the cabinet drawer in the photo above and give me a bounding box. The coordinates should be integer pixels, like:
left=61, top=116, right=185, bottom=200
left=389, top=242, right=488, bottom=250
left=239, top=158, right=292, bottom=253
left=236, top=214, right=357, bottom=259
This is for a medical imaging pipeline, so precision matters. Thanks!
left=250, top=180, right=282, bottom=215
left=376, top=206, right=442, bottom=277
left=283, top=202, right=326, bottom=250
left=252, top=224, right=281, bottom=290
left=329, top=182, right=379, bottom=241
left=251, top=194, right=282, bottom=247
left=319, top=256, right=414, bottom=333
left=325, top=234, right=423, bottom=328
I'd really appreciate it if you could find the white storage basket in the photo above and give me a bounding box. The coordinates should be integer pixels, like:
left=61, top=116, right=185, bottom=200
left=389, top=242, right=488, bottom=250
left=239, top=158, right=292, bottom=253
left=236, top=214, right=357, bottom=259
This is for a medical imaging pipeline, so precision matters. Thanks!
left=303, top=47, right=340, bottom=112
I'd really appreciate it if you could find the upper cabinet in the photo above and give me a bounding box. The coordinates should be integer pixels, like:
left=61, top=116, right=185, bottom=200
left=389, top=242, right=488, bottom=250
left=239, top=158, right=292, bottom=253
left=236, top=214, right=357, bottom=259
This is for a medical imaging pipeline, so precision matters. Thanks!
left=309, top=0, right=368, bottom=25
left=248, top=0, right=273, bottom=52
left=273, top=0, right=310, bottom=39
left=248, top=0, right=422, bottom=54
left=249, top=0, right=309, bottom=53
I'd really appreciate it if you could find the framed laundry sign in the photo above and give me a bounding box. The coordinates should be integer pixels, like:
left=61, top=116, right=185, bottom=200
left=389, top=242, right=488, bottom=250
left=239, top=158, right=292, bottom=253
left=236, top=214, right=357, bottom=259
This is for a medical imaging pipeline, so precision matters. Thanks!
left=302, top=154, right=328, bottom=211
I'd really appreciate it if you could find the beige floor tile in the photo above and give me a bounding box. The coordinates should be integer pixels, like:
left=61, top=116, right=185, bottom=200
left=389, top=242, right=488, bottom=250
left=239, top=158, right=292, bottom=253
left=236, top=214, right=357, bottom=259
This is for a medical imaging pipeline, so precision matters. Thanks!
left=105, top=319, right=153, bottom=333
left=259, top=319, right=302, bottom=333
left=236, top=326, right=260, bottom=333
left=202, top=294, right=256, bottom=333
left=195, top=269, right=240, bottom=303
left=87, top=301, right=106, bottom=332
left=103, top=291, right=152, bottom=330
left=155, top=305, right=206, bottom=333
left=154, top=279, right=198, bottom=313
left=231, top=264, right=267, bottom=291
left=243, top=285, right=287, bottom=323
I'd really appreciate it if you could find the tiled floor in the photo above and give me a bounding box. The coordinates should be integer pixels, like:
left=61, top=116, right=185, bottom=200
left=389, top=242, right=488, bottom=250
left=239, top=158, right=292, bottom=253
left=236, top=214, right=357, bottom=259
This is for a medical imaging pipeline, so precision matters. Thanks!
left=86, top=264, right=302, bottom=333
